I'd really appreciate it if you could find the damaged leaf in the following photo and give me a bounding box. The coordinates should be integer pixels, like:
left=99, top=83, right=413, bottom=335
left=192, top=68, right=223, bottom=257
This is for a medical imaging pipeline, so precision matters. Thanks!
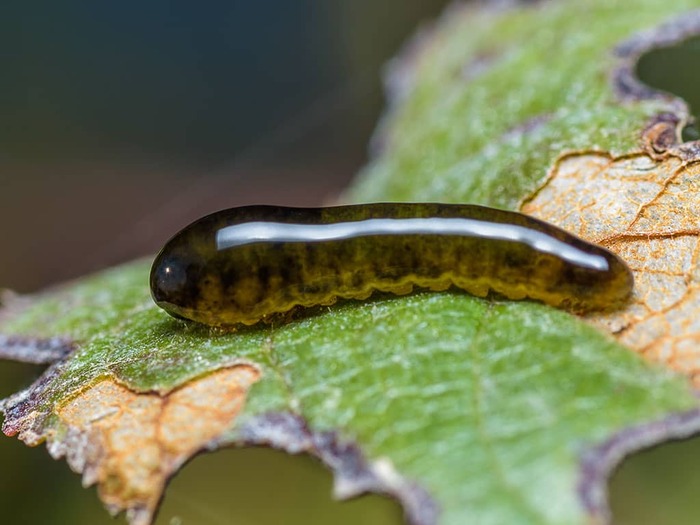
left=522, top=147, right=700, bottom=384
left=4, top=2, right=700, bottom=525
left=51, top=366, right=260, bottom=520
left=1, top=267, right=697, bottom=525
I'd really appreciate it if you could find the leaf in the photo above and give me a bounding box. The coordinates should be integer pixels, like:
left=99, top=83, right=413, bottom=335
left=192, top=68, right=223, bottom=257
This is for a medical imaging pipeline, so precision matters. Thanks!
left=3, top=2, right=700, bottom=525
left=1, top=264, right=696, bottom=524
left=523, top=150, right=700, bottom=383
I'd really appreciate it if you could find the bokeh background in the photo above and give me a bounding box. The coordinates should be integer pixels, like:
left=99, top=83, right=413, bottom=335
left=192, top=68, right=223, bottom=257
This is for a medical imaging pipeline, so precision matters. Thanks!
left=1, top=2, right=700, bottom=524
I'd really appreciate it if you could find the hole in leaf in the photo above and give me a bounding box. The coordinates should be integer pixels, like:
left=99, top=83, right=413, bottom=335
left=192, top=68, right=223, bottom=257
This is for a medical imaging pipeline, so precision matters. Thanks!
left=636, top=35, right=700, bottom=141
left=0, top=438, right=109, bottom=523
left=157, top=448, right=403, bottom=525
left=0, top=361, right=42, bottom=398
left=681, top=122, right=700, bottom=142
left=609, top=436, right=700, bottom=524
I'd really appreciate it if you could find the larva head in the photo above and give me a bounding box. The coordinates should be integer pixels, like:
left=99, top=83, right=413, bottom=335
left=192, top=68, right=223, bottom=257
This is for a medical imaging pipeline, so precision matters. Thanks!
left=150, top=243, right=204, bottom=322
left=150, top=219, right=249, bottom=326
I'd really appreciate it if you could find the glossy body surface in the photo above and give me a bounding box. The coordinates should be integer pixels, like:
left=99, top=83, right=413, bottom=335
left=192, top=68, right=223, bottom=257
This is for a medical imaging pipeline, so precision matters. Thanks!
left=150, top=203, right=634, bottom=327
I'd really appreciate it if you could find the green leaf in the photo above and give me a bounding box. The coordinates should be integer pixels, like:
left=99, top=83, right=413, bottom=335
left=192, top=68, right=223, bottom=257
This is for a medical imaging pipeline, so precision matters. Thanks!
left=2, top=2, right=700, bottom=525
left=349, top=0, right=697, bottom=207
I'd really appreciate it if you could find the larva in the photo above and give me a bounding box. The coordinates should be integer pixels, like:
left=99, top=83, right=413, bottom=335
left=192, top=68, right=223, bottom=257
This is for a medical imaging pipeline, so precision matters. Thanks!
left=150, top=203, right=633, bottom=327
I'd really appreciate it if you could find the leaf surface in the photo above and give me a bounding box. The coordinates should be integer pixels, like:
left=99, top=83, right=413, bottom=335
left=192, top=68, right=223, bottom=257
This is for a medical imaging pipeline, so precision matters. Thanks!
left=3, top=2, right=700, bottom=525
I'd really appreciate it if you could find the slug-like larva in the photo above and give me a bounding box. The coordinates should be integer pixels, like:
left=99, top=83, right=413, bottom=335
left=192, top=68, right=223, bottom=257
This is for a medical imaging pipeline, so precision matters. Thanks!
left=150, top=203, right=633, bottom=327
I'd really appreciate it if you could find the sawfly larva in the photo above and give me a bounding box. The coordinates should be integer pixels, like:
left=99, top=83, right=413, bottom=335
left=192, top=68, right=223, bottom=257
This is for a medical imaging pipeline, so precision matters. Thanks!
left=150, top=203, right=633, bottom=327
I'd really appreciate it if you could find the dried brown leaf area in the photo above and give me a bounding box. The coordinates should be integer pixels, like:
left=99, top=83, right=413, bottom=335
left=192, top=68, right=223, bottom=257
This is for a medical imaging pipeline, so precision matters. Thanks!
left=522, top=148, right=700, bottom=383
left=48, top=365, right=260, bottom=525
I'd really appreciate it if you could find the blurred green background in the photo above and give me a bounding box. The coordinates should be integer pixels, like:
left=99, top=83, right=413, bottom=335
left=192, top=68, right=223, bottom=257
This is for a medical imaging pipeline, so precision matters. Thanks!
left=2, top=2, right=700, bottom=524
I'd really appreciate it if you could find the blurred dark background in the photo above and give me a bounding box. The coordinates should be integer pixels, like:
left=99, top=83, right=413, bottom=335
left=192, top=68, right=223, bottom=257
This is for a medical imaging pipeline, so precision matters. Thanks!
left=2, top=2, right=700, bottom=524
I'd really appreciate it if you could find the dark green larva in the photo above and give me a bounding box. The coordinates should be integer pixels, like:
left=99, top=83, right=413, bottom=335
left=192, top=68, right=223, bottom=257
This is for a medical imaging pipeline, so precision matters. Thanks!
left=150, top=203, right=633, bottom=327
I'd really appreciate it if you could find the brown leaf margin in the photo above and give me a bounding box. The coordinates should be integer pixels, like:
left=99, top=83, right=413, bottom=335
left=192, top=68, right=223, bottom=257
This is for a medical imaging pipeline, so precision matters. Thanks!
left=1, top=356, right=70, bottom=443
left=613, top=9, right=700, bottom=161
left=0, top=335, right=74, bottom=365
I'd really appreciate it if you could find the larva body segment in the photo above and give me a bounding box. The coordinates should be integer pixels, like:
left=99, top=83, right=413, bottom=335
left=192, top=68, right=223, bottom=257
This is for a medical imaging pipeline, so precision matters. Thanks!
left=150, top=203, right=633, bottom=327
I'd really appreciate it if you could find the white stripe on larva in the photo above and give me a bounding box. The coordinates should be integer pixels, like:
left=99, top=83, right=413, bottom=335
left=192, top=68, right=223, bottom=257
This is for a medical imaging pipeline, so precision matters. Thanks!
left=215, top=217, right=609, bottom=271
